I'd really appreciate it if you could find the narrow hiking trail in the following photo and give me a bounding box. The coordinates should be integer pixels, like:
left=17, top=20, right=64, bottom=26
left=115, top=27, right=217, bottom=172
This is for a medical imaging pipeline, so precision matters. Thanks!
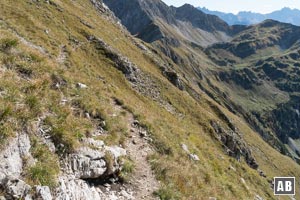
left=112, top=102, right=160, bottom=199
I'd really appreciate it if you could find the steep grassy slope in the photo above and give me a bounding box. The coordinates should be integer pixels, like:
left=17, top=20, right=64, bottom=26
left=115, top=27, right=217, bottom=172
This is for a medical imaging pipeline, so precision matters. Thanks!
left=0, top=0, right=300, bottom=199
left=202, top=20, right=300, bottom=159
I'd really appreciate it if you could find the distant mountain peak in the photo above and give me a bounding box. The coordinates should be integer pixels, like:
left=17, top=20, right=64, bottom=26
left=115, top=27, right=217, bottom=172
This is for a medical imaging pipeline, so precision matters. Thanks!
left=198, top=7, right=300, bottom=26
left=104, top=0, right=245, bottom=46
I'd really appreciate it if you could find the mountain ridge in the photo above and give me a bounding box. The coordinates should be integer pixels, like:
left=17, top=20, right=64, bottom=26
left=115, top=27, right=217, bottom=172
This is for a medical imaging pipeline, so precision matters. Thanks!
left=198, top=6, right=300, bottom=26
left=104, top=0, right=248, bottom=46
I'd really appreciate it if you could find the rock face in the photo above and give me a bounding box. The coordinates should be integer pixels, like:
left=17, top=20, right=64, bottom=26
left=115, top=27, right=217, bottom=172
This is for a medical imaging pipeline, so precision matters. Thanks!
left=0, top=134, right=32, bottom=183
left=2, top=177, right=32, bottom=199
left=53, top=138, right=127, bottom=200
left=0, top=131, right=127, bottom=200
left=163, top=70, right=184, bottom=90
left=103, top=0, right=171, bottom=42
left=70, top=147, right=107, bottom=179
left=87, top=36, right=138, bottom=77
left=67, top=144, right=126, bottom=180
left=211, top=120, right=258, bottom=169
left=66, top=138, right=126, bottom=178
left=35, top=186, right=53, bottom=200
left=55, top=176, right=103, bottom=200
left=174, top=4, right=230, bottom=33
left=219, top=68, right=261, bottom=90
left=0, top=134, right=35, bottom=200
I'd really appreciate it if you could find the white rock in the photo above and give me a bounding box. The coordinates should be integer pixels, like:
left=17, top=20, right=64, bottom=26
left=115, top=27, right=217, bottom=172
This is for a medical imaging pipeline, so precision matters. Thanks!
left=35, top=186, right=52, bottom=200
left=76, top=83, right=88, bottom=89
left=70, top=149, right=107, bottom=179
left=83, top=138, right=105, bottom=149
left=120, top=190, right=134, bottom=199
left=189, top=154, right=200, bottom=161
left=254, top=194, right=264, bottom=200
left=4, top=178, right=31, bottom=199
left=25, top=195, right=33, bottom=200
left=18, top=134, right=31, bottom=157
left=77, top=147, right=106, bottom=159
left=229, top=165, right=236, bottom=171
left=181, top=143, right=189, bottom=153
left=105, top=146, right=126, bottom=158
left=55, top=176, right=102, bottom=200
left=107, top=192, right=118, bottom=200
left=0, top=134, right=32, bottom=183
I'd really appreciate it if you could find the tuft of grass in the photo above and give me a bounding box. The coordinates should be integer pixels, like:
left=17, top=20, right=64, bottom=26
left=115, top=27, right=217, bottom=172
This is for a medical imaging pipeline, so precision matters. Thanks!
left=104, top=152, right=115, bottom=175
left=25, top=95, right=40, bottom=113
left=27, top=137, right=59, bottom=187
left=28, top=163, right=57, bottom=187
left=154, top=185, right=181, bottom=200
left=0, top=104, right=14, bottom=145
left=0, top=105, right=12, bottom=121
left=0, top=38, right=18, bottom=52
left=119, top=157, right=134, bottom=182
left=48, top=125, right=78, bottom=154
left=0, top=122, right=14, bottom=146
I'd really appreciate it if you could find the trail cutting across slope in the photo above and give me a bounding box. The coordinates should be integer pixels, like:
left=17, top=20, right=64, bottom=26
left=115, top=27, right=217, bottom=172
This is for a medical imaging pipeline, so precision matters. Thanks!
left=112, top=102, right=160, bottom=199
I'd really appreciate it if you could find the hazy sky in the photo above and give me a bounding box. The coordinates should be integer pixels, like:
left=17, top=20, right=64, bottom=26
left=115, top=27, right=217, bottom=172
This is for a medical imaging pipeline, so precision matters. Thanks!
left=161, top=0, right=300, bottom=14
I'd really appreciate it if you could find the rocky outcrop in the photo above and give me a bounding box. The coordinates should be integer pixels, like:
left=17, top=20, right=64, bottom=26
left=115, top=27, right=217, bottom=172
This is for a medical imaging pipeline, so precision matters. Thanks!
left=90, top=0, right=120, bottom=22
left=163, top=70, right=184, bottom=90
left=103, top=0, right=167, bottom=42
left=265, top=96, right=300, bottom=143
left=0, top=130, right=128, bottom=200
left=35, top=186, right=53, bottom=200
left=181, top=144, right=200, bottom=161
left=1, top=177, right=32, bottom=199
left=210, top=120, right=258, bottom=169
left=55, top=176, right=103, bottom=200
left=87, top=36, right=139, bottom=77
left=88, top=36, right=178, bottom=114
left=219, top=68, right=262, bottom=90
left=70, top=147, right=107, bottom=179
left=0, top=133, right=35, bottom=199
left=64, top=138, right=126, bottom=179
left=0, top=134, right=33, bottom=184
left=55, top=175, right=134, bottom=200
left=88, top=35, right=159, bottom=97
left=53, top=138, right=127, bottom=199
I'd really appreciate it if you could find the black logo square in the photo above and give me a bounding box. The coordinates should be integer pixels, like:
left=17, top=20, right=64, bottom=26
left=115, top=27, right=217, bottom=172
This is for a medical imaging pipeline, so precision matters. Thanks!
left=274, top=177, right=295, bottom=195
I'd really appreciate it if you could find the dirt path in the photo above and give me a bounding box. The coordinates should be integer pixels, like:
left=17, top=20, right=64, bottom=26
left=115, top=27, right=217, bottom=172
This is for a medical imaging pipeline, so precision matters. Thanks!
left=113, top=103, right=160, bottom=200
left=57, top=45, right=68, bottom=64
